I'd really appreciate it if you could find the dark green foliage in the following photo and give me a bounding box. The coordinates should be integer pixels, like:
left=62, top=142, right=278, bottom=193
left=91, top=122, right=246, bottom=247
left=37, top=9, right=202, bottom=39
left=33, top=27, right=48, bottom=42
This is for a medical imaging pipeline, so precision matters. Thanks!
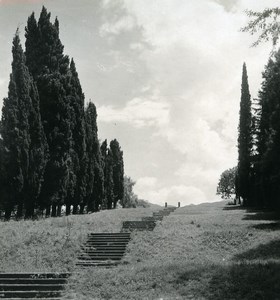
left=237, top=63, right=253, bottom=206
left=101, top=140, right=114, bottom=209
left=255, top=50, right=280, bottom=208
left=1, top=7, right=126, bottom=219
left=110, top=139, right=124, bottom=208
left=24, top=81, right=48, bottom=218
left=25, top=7, right=73, bottom=213
left=217, top=167, right=237, bottom=200
left=66, top=59, right=87, bottom=212
left=0, top=31, right=47, bottom=219
left=85, top=103, right=104, bottom=212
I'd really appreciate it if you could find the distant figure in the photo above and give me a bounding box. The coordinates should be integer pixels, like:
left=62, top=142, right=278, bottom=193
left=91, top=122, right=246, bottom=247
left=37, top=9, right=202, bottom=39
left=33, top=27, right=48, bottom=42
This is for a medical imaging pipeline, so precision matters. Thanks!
left=165, top=202, right=167, bottom=208
left=178, top=202, right=180, bottom=208
left=98, top=204, right=101, bottom=211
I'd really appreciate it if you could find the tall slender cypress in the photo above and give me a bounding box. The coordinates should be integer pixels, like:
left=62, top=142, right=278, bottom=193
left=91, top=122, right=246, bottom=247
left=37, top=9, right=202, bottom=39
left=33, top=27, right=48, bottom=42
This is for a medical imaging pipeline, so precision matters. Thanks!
left=237, top=63, right=253, bottom=206
left=67, top=59, right=87, bottom=214
left=85, top=103, right=104, bottom=212
left=110, top=139, right=124, bottom=208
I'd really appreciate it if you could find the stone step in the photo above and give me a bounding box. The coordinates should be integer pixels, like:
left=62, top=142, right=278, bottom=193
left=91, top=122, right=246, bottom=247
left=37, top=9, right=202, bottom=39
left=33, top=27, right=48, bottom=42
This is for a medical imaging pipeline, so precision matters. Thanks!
left=86, top=238, right=130, bottom=242
left=4, top=298, right=61, bottom=300
left=6, top=299, right=61, bottom=300
left=0, top=284, right=64, bottom=291
left=82, top=246, right=127, bottom=250
left=77, top=256, right=122, bottom=261
left=80, top=250, right=125, bottom=255
left=76, top=261, right=118, bottom=267
left=88, top=233, right=131, bottom=235
left=0, top=291, right=61, bottom=298
left=0, top=279, right=67, bottom=284
left=122, top=225, right=155, bottom=228
left=84, top=241, right=128, bottom=244
left=142, top=217, right=156, bottom=221
left=79, top=252, right=125, bottom=257
left=153, top=212, right=170, bottom=216
left=0, top=273, right=70, bottom=279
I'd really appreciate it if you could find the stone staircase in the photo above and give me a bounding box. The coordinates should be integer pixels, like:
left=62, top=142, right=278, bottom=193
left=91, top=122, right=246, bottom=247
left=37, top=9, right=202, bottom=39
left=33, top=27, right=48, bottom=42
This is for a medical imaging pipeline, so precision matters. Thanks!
left=122, top=207, right=177, bottom=232
left=0, top=272, right=70, bottom=299
left=76, top=232, right=131, bottom=267
left=122, top=220, right=156, bottom=231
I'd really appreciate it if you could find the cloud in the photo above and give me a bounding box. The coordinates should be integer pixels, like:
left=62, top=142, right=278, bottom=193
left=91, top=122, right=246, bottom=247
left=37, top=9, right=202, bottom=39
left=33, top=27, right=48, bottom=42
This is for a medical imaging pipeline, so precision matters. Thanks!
left=1, top=0, right=279, bottom=206
left=0, top=0, right=40, bottom=3
left=99, top=15, right=136, bottom=37
left=134, top=179, right=211, bottom=206
left=136, top=176, right=158, bottom=188
left=97, top=97, right=170, bottom=128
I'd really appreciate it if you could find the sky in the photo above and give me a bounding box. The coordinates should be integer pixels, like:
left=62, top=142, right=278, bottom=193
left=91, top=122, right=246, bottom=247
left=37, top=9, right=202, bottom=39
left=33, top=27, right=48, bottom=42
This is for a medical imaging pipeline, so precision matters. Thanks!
left=0, top=0, right=279, bottom=206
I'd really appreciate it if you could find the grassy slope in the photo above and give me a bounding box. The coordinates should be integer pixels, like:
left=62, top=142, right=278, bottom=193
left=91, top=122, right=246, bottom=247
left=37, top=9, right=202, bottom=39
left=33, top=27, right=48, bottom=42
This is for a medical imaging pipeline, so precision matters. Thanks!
left=0, top=206, right=159, bottom=273
left=64, top=201, right=280, bottom=300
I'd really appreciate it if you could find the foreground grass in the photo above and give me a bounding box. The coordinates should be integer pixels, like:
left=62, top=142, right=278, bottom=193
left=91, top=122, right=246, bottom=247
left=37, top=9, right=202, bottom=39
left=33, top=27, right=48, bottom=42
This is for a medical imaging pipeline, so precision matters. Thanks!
left=64, top=202, right=280, bottom=299
left=0, top=207, right=159, bottom=272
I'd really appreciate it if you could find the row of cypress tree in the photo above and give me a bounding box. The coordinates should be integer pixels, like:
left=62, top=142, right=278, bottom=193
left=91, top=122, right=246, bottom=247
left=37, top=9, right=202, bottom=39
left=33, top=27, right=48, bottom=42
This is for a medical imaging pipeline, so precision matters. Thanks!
left=236, top=52, right=280, bottom=209
left=0, top=7, right=124, bottom=220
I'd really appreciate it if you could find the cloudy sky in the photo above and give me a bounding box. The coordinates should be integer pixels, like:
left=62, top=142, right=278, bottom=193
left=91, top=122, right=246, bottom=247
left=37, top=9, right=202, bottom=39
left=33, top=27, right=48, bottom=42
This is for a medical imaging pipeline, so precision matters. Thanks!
left=0, top=0, right=278, bottom=206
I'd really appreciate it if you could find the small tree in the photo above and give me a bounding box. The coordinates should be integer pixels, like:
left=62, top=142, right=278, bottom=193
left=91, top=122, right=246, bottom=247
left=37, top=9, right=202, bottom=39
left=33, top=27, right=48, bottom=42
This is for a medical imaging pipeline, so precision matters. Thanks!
left=217, top=167, right=237, bottom=200
left=122, top=176, right=138, bottom=208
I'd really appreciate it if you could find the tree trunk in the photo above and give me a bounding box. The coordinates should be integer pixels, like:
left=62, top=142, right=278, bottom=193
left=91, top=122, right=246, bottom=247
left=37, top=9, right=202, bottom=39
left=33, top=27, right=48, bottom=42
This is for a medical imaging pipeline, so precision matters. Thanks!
left=51, top=204, right=57, bottom=217
left=79, top=204, right=85, bottom=214
left=66, top=204, right=71, bottom=216
left=4, top=208, right=12, bottom=221
left=46, top=205, right=51, bottom=217
left=16, top=201, right=24, bottom=220
left=25, top=203, right=34, bottom=219
left=57, top=205, right=62, bottom=217
left=72, top=204, right=78, bottom=215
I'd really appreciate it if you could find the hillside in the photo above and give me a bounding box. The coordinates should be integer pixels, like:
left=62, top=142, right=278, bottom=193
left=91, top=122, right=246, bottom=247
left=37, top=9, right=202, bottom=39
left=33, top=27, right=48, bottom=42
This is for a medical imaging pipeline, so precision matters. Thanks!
left=0, top=206, right=159, bottom=273
left=64, top=201, right=280, bottom=299
left=0, top=201, right=279, bottom=299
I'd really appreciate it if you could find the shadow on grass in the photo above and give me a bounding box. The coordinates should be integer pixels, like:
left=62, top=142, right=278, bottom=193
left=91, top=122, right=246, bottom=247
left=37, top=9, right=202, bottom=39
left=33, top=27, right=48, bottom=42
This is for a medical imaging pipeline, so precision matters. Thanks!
left=243, top=211, right=280, bottom=221
left=175, top=262, right=280, bottom=300
left=208, top=262, right=280, bottom=300
left=251, top=222, right=280, bottom=231
left=234, top=239, right=280, bottom=260
left=223, top=205, right=246, bottom=211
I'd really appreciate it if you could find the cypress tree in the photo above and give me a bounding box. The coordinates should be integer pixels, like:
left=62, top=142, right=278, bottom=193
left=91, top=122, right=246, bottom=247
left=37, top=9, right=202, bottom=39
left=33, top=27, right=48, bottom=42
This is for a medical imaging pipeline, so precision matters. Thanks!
left=110, top=139, right=124, bottom=208
left=101, top=140, right=114, bottom=209
left=66, top=59, right=87, bottom=214
left=85, top=103, right=104, bottom=212
left=0, top=32, right=37, bottom=219
left=25, top=7, right=73, bottom=215
left=24, top=81, right=48, bottom=218
left=237, top=63, right=253, bottom=206
left=257, top=50, right=280, bottom=208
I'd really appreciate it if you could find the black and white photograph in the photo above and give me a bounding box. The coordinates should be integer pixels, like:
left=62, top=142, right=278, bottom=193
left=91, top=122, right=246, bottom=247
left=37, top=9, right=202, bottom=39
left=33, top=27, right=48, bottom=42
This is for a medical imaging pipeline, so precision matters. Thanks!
left=0, top=0, right=279, bottom=299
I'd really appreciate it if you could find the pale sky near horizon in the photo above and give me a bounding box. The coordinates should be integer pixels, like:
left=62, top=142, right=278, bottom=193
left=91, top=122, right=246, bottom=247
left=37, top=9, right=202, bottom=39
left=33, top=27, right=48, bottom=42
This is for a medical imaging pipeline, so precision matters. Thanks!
left=0, top=0, right=278, bottom=206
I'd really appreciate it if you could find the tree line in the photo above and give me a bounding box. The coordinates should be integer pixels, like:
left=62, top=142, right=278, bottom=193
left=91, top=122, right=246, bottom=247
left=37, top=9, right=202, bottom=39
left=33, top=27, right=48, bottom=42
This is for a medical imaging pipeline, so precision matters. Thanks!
left=218, top=53, right=280, bottom=209
left=218, top=6, right=280, bottom=210
left=0, top=7, right=125, bottom=220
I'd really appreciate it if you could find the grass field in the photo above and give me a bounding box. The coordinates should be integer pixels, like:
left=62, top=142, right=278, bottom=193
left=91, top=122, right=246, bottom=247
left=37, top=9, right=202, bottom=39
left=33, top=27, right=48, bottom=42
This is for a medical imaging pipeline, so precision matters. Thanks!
left=1, top=201, right=279, bottom=299
left=64, top=201, right=280, bottom=300
left=0, top=206, right=159, bottom=272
